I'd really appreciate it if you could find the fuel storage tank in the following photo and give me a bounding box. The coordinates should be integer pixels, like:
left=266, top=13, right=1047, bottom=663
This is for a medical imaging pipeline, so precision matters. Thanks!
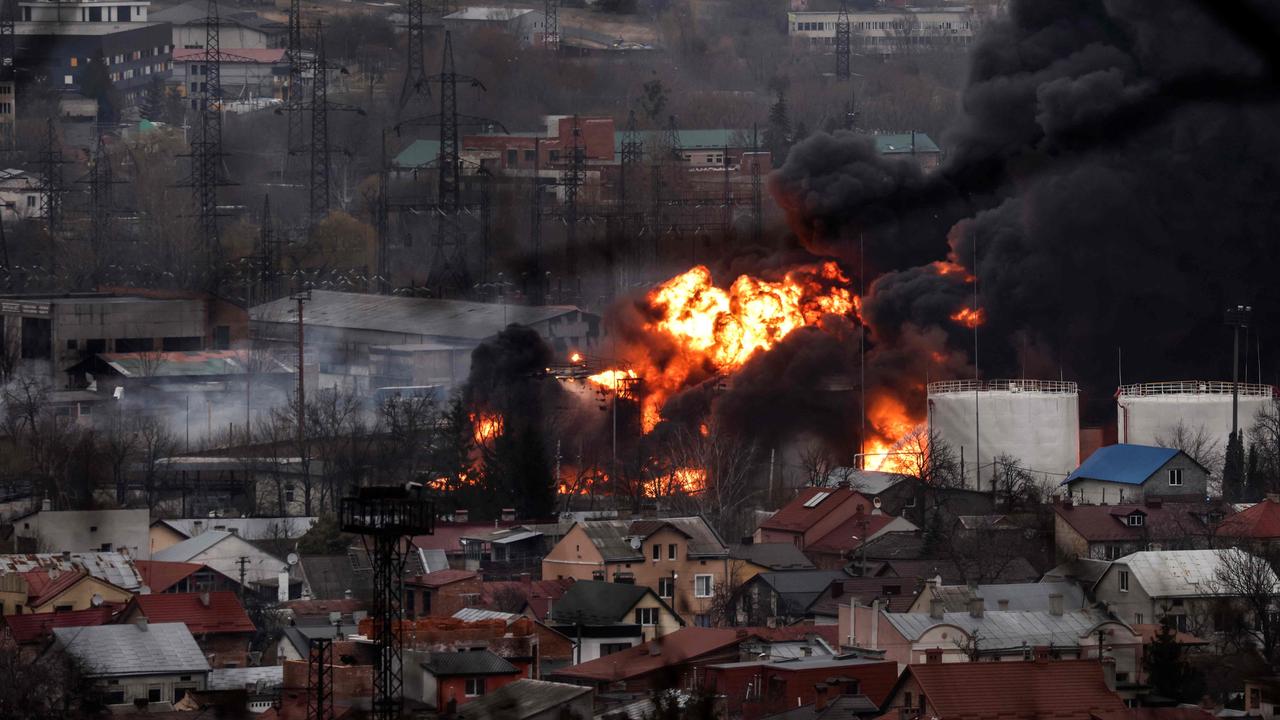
left=1117, top=381, right=1276, bottom=461
left=928, top=379, right=1080, bottom=492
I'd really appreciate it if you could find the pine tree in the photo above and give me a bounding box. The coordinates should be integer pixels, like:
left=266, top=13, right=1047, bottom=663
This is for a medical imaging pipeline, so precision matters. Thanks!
left=1224, top=430, right=1246, bottom=501
left=141, top=75, right=166, bottom=122
left=1143, top=621, right=1206, bottom=703
left=765, top=89, right=792, bottom=165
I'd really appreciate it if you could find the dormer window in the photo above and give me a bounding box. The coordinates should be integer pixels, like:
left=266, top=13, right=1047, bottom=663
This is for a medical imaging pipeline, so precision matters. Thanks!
left=1127, top=513, right=1145, bottom=527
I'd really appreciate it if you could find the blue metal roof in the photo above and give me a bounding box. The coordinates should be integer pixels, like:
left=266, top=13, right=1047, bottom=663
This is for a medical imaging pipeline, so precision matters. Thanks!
left=1063, top=444, right=1179, bottom=486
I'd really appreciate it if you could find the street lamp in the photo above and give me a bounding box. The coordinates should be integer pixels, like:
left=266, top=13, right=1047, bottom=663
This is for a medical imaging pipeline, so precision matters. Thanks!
left=1225, top=305, right=1252, bottom=437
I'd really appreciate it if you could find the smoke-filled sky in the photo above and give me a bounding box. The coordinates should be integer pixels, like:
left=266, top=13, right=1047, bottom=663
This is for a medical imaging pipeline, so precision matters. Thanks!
left=774, top=0, right=1280, bottom=422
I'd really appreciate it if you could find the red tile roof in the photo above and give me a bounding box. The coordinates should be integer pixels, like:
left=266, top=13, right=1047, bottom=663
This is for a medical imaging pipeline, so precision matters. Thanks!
left=759, top=487, right=872, bottom=533
left=807, top=512, right=900, bottom=554
left=1217, top=498, right=1280, bottom=539
left=280, top=598, right=367, bottom=617
left=411, top=522, right=520, bottom=553
left=406, top=569, right=478, bottom=588
left=1053, top=502, right=1214, bottom=542
left=477, top=578, right=574, bottom=620
left=2, top=605, right=121, bottom=643
left=900, top=659, right=1126, bottom=720
left=1091, top=710, right=1215, bottom=720
left=133, top=560, right=203, bottom=593
left=22, top=568, right=91, bottom=606
left=131, top=591, right=255, bottom=634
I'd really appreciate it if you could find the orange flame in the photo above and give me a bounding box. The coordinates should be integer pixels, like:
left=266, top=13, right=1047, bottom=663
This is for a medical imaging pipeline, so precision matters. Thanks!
left=470, top=412, right=504, bottom=446
left=587, top=368, right=638, bottom=400
left=863, top=394, right=923, bottom=474
left=951, top=307, right=985, bottom=329
left=569, top=352, right=584, bottom=364
left=645, top=467, right=707, bottom=497
left=602, top=262, right=856, bottom=433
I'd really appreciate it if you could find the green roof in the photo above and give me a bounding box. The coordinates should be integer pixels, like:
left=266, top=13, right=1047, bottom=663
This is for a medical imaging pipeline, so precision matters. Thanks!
left=393, top=139, right=441, bottom=168
left=613, top=128, right=745, bottom=153
left=873, top=132, right=940, bottom=154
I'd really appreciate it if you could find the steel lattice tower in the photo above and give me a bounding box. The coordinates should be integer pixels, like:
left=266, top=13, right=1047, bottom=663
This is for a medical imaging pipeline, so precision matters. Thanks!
left=616, top=110, right=642, bottom=283
left=306, top=637, right=334, bottom=720
left=340, top=488, right=433, bottom=720
left=285, top=0, right=306, bottom=165
left=38, top=118, right=65, bottom=236
left=0, top=0, right=14, bottom=149
left=88, top=133, right=114, bottom=249
left=563, top=115, right=584, bottom=281
left=543, top=0, right=558, bottom=51
left=836, top=0, right=851, bottom=80
left=309, top=22, right=330, bottom=222
left=751, top=124, right=762, bottom=245
left=254, top=194, right=283, bottom=303
left=398, top=0, right=429, bottom=111
left=433, top=31, right=464, bottom=293
left=189, top=0, right=225, bottom=265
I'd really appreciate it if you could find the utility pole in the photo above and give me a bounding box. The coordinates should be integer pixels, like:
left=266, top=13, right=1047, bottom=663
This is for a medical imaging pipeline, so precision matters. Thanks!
left=1227, top=305, right=1252, bottom=436
left=835, top=0, right=851, bottom=80
left=253, top=194, right=283, bottom=303
left=292, top=289, right=311, bottom=510
left=236, top=556, right=249, bottom=599
left=564, top=115, right=584, bottom=286
left=543, top=0, right=559, bottom=52
left=185, top=0, right=230, bottom=277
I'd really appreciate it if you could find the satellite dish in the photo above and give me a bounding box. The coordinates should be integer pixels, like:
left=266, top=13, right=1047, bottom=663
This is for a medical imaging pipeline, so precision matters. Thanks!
left=91, top=593, right=103, bottom=607
left=287, top=552, right=299, bottom=566
left=629, top=536, right=642, bottom=550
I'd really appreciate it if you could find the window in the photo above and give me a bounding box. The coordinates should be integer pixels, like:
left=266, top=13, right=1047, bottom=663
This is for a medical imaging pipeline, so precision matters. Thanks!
left=285, top=486, right=296, bottom=503
left=106, top=691, right=126, bottom=705
left=524, top=149, right=535, bottom=162
left=904, top=692, right=912, bottom=709
left=652, top=543, right=661, bottom=560
left=695, top=614, right=710, bottom=627
left=1126, top=513, right=1145, bottom=527
left=600, top=642, right=631, bottom=656
left=213, top=325, right=231, bottom=349
left=803, top=491, right=831, bottom=508
left=405, top=588, right=415, bottom=615
left=635, top=607, right=658, bottom=626
left=591, top=570, right=605, bottom=581
left=64, top=75, right=74, bottom=86
left=66, top=339, right=78, bottom=350
left=173, top=687, right=193, bottom=704
left=26, top=196, right=35, bottom=208
left=506, top=149, right=518, bottom=165
left=147, top=688, right=161, bottom=703
left=69, top=57, right=78, bottom=68
left=465, top=677, right=485, bottom=697
left=54, top=604, right=74, bottom=612
left=1168, top=468, right=1183, bottom=486
left=694, top=574, right=713, bottom=598
left=658, top=577, right=674, bottom=598
left=668, top=543, right=677, bottom=560
left=86, top=338, right=106, bottom=353
left=1119, top=570, right=1129, bottom=592
left=99, top=543, right=112, bottom=552
left=1135, top=613, right=1143, bottom=624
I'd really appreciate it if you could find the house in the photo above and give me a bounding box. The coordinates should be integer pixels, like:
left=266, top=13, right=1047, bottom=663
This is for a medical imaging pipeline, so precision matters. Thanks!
left=404, top=569, right=482, bottom=619
left=806, top=577, right=920, bottom=624
left=2, top=567, right=134, bottom=614
left=802, top=510, right=919, bottom=569
left=12, top=507, right=150, bottom=557
left=754, top=487, right=873, bottom=551
left=703, top=656, right=898, bottom=720
left=1216, top=494, right=1280, bottom=542
left=474, top=576, right=574, bottom=622
left=453, top=608, right=576, bottom=678
left=541, top=517, right=730, bottom=626
left=207, top=665, right=284, bottom=714
left=122, top=591, right=256, bottom=668
left=411, top=514, right=523, bottom=569
left=1062, top=444, right=1209, bottom=504
left=1, top=604, right=120, bottom=644
left=1092, top=549, right=1280, bottom=632
left=879, top=659, right=1126, bottom=720
left=548, top=580, right=682, bottom=658
left=1053, top=498, right=1223, bottom=562
left=442, top=7, right=549, bottom=47
left=733, top=569, right=850, bottom=626
left=152, top=530, right=288, bottom=593
left=150, top=0, right=282, bottom=50
left=454, top=678, right=592, bottom=720
left=133, top=560, right=239, bottom=594
left=414, top=650, right=524, bottom=711
left=458, top=524, right=548, bottom=576
left=841, top=600, right=1142, bottom=682
left=0, top=551, right=144, bottom=593
left=730, top=542, right=816, bottom=573
left=0, top=168, right=43, bottom=221
left=296, top=554, right=374, bottom=601
left=53, top=620, right=211, bottom=708
left=14, top=20, right=173, bottom=104
left=909, top=581, right=1086, bottom=614
left=150, top=517, right=318, bottom=554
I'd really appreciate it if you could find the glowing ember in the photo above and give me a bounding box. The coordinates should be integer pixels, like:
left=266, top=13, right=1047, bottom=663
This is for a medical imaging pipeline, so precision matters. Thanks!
left=569, top=352, right=584, bottom=364
left=602, top=261, right=856, bottom=433
left=587, top=368, right=638, bottom=399
left=951, top=307, right=986, bottom=329
left=470, top=412, right=504, bottom=445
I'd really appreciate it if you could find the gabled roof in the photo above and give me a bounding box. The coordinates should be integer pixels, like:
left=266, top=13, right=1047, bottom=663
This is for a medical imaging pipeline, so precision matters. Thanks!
left=477, top=578, right=573, bottom=621
left=23, top=568, right=92, bottom=606
left=750, top=570, right=850, bottom=616
left=133, top=560, right=204, bottom=593
left=1217, top=497, right=1280, bottom=539
left=758, top=487, right=871, bottom=534
left=421, top=649, right=518, bottom=676
left=408, top=569, right=477, bottom=588
left=551, top=627, right=745, bottom=682
left=455, top=679, right=591, bottom=720
left=152, top=530, right=233, bottom=562
left=1106, top=549, right=1278, bottom=598
left=549, top=580, right=673, bottom=626
left=761, top=694, right=880, bottom=720
left=807, top=513, right=912, bottom=554
left=807, top=577, right=918, bottom=615
left=1041, top=558, right=1111, bottom=586
left=3, top=605, right=120, bottom=644
left=729, top=542, right=816, bottom=571
left=1053, top=501, right=1214, bottom=542
left=870, top=556, right=1041, bottom=585
left=53, top=622, right=211, bottom=678
left=130, top=591, right=255, bottom=634
left=298, top=554, right=373, bottom=601
left=885, top=608, right=1124, bottom=647
left=1064, top=444, right=1183, bottom=485
left=895, top=659, right=1125, bottom=719
left=927, top=582, right=1085, bottom=613
left=573, top=517, right=727, bottom=562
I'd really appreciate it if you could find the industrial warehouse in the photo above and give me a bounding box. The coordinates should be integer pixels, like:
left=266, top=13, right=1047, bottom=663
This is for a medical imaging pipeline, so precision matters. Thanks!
left=2, top=0, right=1280, bottom=719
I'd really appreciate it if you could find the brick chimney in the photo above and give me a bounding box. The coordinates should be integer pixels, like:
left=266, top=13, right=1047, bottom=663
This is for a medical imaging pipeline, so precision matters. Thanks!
left=520, top=572, right=531, bottom=586
left=1049, top=593, right=1064, bottom=616
left=968, top=597, right=984, bottom=619
left=814, top=683, right=830, bottom=711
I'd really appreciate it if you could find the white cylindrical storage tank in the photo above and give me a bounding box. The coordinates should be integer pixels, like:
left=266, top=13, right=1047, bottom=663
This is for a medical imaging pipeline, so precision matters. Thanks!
left=1117, top=381, right=1276, bottom=470
left=927, top=379, right=1080, bottom=492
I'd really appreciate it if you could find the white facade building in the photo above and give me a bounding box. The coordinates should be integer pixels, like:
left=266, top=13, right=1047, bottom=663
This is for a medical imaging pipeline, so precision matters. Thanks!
left=788, top=7, right=980, bottom=54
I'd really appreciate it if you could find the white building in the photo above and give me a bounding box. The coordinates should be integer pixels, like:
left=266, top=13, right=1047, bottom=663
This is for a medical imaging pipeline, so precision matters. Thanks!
left=0, top=168, right=42, bottom=221
left=788, top=7, right=980, bottom=54
left=443, top=7, right=549, bottom=48
left=19, top=0, right=149, bottom=23
left=13, top=507, right=151, bottom=558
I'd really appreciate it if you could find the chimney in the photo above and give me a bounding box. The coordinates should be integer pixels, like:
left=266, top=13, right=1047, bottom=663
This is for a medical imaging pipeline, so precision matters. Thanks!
left=500, top=508, right=516, bottom=522
left=929, top=598, right=944, bottom=620
left=968, top=597, right=984, bottom=619
left=41, top=498, right=51, bottom=512
left=1049, top=593, right=1064, bottom=616
left=199, top=592, right=211, bottom=607
left=520, top=572, right=531, bottom=587
left=814, top=683, right=830, bottom=711
left=454, top=509, right=469, bottom=523
left=924, top=648, right=943, bottom=664
left=136, top=616, right=149, bottom=631
left=1100, top=656, right=1117, bottom=691
left=997, top=599, right=1009, bottom=611
left=1032, top=646, right=1050, bottom=662
left=1145, top=496, right=1163, bottom=509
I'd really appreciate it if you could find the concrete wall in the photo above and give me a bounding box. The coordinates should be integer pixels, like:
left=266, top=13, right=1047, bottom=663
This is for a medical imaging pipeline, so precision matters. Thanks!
left=101, top=671, right=207, bottom=708
left=17, top=508, right=150, bottom=558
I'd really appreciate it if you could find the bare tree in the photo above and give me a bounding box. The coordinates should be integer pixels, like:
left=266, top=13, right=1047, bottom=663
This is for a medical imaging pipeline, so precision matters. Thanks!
left=1248, top=400, right=1280, bottom=495
left=655, top=426, right=759, bottom=543
left=1156, top=420, right=1225, bottom=481
left=796, top=439, right=838, bottom=487
left=1212, top=545, right=1280, bottom=663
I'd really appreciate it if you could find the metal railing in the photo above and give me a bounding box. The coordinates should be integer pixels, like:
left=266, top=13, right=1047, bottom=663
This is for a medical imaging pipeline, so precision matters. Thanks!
left=1117, top=381, right=1276, bottom=398
left=927, top=379, right=1078, bottom=395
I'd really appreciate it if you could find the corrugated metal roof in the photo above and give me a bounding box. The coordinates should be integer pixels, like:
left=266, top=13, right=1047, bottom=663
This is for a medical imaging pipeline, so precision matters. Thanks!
left=929, top=582, right=1085, bottom=613
left=152, top=530, right=233, bottom=562
left=1112, top=549, right=1277, bottom=598
left=0, top=552, right=143, bottom=591
left=251, top=290, right=589, bottom=342
left=208, top=665, right=284, bottom=691
left=886, top=608, right=1119, bottom=646
left=1064, top=444, right=1179, bottom=485
left=53, top=623, right=211, bottom=677
left=452, top=607, right=518, bottom=624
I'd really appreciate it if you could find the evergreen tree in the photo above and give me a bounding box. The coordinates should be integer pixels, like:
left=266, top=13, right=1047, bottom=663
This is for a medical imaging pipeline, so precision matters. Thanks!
left=79, top=49, right=119, bottom=123
left=1143, top=621, right=1206, bottom=703
left=764, top=89, right=792, bottom=165
left=141, top=75, right=166, bottom=122
left=1224, top=430, right=1246, bottom=501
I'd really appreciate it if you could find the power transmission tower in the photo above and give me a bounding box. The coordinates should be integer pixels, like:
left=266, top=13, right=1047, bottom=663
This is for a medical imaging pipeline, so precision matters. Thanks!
left=185, top=0, right=230, bottom=272
left=253, top=194, right=284, bottom=303
left=615, top=110, right=643, bottom=290
left=751, top=124, right=762, bottom=245
left=285, top=0, right=306, bottom=168
left=375, top=129, right=391, bottom=294
left=306, top=637, right=334, bottom=720
left=38, top=118, right=68, bottom=236
left=398, top=0, right=429, bottom=112
left=529, top=137, right=544, bottom=303
left=835, top=0, right=851, bottom=80
left=0, top=0, right=14, bottom=149
left=563, top=114, right=584, bottom=283
left=339, top=487, right=434, bottom=720
left=543, top=0, right=559, bottom=51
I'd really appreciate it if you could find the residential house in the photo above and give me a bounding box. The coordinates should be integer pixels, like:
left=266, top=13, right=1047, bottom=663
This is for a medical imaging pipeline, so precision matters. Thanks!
left=1062, top=444, right=1209, bottom=504
left=733, top=570, right=850, bottom=626
left=807, top=577, right=920, bottom=626
left=454, top=678, right=593, bottom=720
left=0, top=168, right=42, bottom=221
left=1093, top=549, right=1280, bottom=632
left=459, top=524, right=548, bottom=577
left=414, top=650, right=524, bottom=711
left=133, top=560, right=239, bottom=594
left=1, top=567, right=134, bottom=614
left=754, top=487, right=872, bottom=551
left=297, top=553, right=374, bottom=601
left=548, top=580, right=682, bottom=659
left=1216, top=494, right=1280, bottom=543
left=836, top=472, right=1000, bottom=530
left=1, top=605, right=120, bottom=645
left=404, top=569, right=482, bottom=619
left=150, top=517, right=318, bottom=554
left=207, top=665, right=284, bottom=714
left=398, top=616, right=540, bottom=680
left=453, top=608, right=575, bottom=678
left=411, top=513, right=523, bottom=570
left=703, top=656, right=898, bottom=720
left=122, top=591, right=256, bottom=667
left=730, top=542, right=816, bottom=574
left=841, top=600, right=1142, bottom=683
left=474, top=576, right=574, bottom=621
left=542, top=517, right=730, bottom=626
left=909, top=581, right=1086, bottom=614
left=1054, top=498, right=1223, bottom=562
left=0, top=551, right=144, bottom=613
left=12, top=507, right=150, bottom=558
left=802, top=510, right=919, bottom=570
left=879, top=659, right=1126, bottom=720
left=53, top=621, right=211, bottom=708
left=278, top=624, right=348, bottom=663
left=152, top=530, right=288, bottom=593
left=1042, top=557, right=1112, bottom=591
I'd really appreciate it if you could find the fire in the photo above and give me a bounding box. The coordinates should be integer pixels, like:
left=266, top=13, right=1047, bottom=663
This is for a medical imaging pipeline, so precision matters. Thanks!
left=470, top=412, right=504, bottom=445
left=646, top=467, right=706, bottom=497
left=587, top=368, right=638, bottom=399
left=951, top=307, right=985, bottom=329
left=863, top=395, right=922, bottom=474
left=569, top=352, right=584, bottom=364
left=602, top=262, right=856, bottom=433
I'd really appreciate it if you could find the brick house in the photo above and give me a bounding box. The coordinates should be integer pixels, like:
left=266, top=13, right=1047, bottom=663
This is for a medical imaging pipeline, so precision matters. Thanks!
left=453, top=608, right=576, bottom=678
left=754, top=487, right=873, bottom=551
left=1, top=568, right=134, bottom=615
left=404, top=569, right=482, bottom=618
left=122, top=591, right=256, bottom=668
left=415, top=650, right=524, bottom=711
left=702, top=656, right=898, bottom=720
left=1053, top=498, right=1224, bottom=562
left=541, top=518, right=729, bottom=626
